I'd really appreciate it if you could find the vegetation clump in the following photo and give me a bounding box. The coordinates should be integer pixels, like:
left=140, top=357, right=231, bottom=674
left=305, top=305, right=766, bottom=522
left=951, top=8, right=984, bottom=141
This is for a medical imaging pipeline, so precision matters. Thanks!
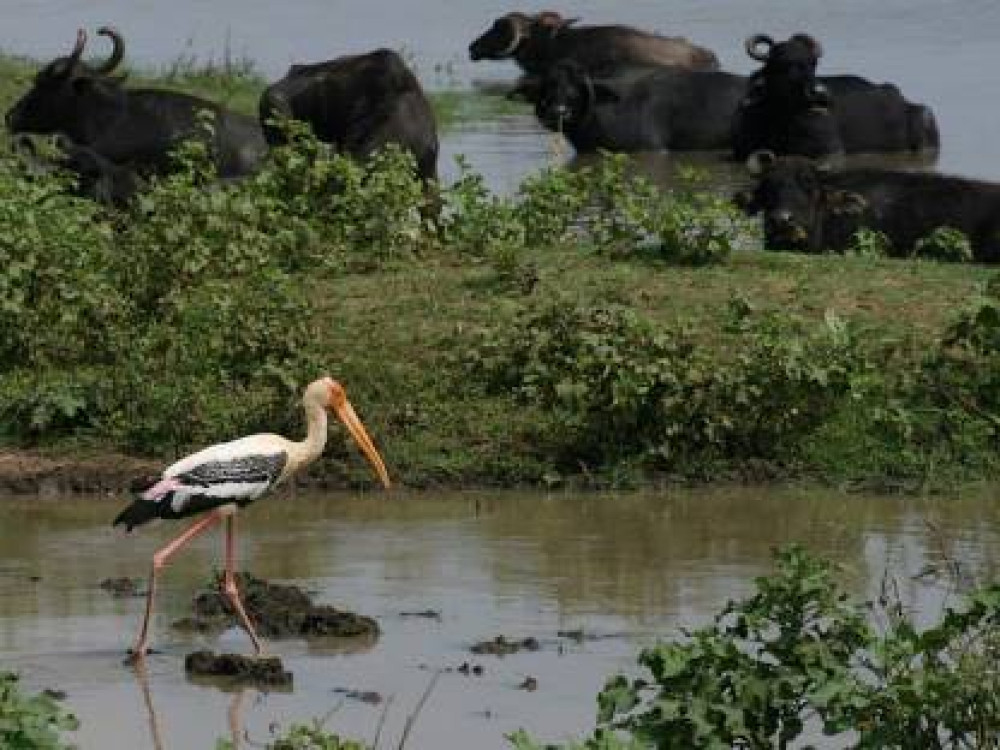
left=510, top=546, right=1000, bottom=749
left=0, top=672, right=78, bottom=750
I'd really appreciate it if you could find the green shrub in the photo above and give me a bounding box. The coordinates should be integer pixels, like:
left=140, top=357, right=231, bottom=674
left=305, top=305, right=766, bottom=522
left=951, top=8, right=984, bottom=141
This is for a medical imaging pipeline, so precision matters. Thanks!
left=515, top=546, right=1000, bottom=749
left=466, top=299, right=862, bottom=473
left=846, top=227, right=892, bottom=258
left=216, top=722, right=368, bottom=750
left=914, top=226, right=973, bottom=263
left=0, top=672, right=78, bottom=750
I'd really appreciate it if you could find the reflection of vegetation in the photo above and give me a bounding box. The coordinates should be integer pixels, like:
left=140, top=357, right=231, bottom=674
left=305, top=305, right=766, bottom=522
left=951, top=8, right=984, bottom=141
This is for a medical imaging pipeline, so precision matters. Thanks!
left=514, top=546, right=1000, bottom=749
left=0, top=672, right=78, bottom=749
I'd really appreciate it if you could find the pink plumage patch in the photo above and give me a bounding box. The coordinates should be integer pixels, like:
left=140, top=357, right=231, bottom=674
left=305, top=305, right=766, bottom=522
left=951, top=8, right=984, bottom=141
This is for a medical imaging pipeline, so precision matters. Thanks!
left=142, top=477, right=182, bottom=502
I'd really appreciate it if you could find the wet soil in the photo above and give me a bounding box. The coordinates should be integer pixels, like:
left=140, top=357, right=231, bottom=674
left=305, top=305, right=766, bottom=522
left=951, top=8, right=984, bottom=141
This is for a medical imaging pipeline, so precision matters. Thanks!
left=184, top=650, right=293, bottom=688
left=173, top=572, right=380, bottom=640
left=0, top=449, right=159, bottom=495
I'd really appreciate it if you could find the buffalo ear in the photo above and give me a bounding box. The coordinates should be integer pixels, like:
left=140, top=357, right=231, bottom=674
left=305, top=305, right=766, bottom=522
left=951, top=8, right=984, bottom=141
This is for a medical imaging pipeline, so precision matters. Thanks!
left=592, top=82, right=621, bottom=104
left=827, top=190, right=866, bottom=215
left=791, top=33, right=823, bottom=59
left=745, top=149, right=776, bottom=175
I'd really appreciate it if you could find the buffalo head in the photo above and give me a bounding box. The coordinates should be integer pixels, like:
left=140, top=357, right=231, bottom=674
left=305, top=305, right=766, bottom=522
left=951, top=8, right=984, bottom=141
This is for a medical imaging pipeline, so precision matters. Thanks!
left=739, top=151, right=864, bottom=252
left=6, top=27, right=125, bottom=137
left=469, top=12, right=534, bottom=61
left=744, top=33, right=826, bottom=108
left=532, top=60, right=622, bottom=130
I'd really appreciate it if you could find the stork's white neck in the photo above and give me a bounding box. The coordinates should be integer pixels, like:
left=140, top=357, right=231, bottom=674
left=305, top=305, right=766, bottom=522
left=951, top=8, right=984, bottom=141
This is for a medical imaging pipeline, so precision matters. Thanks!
left=285, top=396, right=329, bottom=478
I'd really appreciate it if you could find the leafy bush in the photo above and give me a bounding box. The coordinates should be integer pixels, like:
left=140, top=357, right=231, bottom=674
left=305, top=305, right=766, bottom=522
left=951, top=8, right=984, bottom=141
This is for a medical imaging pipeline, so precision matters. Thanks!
left=216, top=722, right=368, bottom=750
left=465, top=299, right=863, bottom=473
left=846, top=227, right=892, bottom=258
left=0, top=672, right=78, bottom=750
left=514, top=546, right=1000, bottom=749
left=914, top=226, right=973, bottom=263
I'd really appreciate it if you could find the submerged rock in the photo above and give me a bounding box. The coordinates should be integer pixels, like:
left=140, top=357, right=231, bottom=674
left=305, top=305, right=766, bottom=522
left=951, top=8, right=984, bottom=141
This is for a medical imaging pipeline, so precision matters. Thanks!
left=99, top=577, right=145, bottom=597
left=184, top=650, right=292, bottom=688
left=471, top=635, right=540, bottom=656
left=173, top=572, right=379, bottom=641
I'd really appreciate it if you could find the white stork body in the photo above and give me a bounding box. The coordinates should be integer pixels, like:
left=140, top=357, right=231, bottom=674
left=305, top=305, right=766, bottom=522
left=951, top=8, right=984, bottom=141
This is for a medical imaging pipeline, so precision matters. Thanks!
left=115, top=377, right=391, bottom=661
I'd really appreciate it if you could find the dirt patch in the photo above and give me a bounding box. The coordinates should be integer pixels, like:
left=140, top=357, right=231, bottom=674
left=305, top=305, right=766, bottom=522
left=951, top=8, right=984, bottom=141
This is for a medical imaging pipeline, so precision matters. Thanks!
left=184, top=650, right=292, bottom=689
left=173, top=572, right=379, bottom=641
left=0, top=449, right=160, bottom=495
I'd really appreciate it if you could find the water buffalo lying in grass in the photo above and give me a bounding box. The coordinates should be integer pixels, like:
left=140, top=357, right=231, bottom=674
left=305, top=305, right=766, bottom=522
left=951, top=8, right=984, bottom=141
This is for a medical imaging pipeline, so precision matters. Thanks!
left=469, top=11, right=719, bottom=75
left=732, top=33, right=940, bottom=159
left=259, top=49, right=439, bottom=182
left=6, top=27, right=267, bottom=179
left=737, top=152, right=1000, bottom=261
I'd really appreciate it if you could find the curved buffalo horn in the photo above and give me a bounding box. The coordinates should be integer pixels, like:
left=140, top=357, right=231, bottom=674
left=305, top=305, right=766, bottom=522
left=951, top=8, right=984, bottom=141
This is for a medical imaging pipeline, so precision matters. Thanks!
left=68, top=28, right=87, bottom=65
left=93, top=26, right=124, bottom=74
left=746, top=149, right=777, bottom=175
left=745, top=34, right=774, bottom=62
left=790, top=33, right=823, bottom=59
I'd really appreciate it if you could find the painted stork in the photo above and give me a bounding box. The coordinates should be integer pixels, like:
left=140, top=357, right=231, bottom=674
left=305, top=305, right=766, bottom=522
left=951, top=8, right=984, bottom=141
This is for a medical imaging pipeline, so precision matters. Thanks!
left=113, top=377, right=391, bottom=660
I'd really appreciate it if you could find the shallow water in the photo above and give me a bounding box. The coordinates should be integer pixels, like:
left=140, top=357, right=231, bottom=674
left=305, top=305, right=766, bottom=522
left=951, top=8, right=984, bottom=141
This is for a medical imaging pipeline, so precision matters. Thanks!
left=1, top=487, right=998, bottom=749
left=0, top=0, right=998, bottom=191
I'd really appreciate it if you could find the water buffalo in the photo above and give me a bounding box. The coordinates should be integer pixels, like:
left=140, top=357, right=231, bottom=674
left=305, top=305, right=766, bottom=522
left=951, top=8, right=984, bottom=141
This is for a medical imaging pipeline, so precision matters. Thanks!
left=12, top=133, right=142, bottom=206
left=259, top=49, right=439, bottom=182
left=6, top=28, right=267, bottom=178
left=738, top=152, right=1000, bottom=262
left=469, top=11, right=719, bottom=75
left=732, top=33, right=940, bottom=159
left=526, top=60, right=747, bottom=153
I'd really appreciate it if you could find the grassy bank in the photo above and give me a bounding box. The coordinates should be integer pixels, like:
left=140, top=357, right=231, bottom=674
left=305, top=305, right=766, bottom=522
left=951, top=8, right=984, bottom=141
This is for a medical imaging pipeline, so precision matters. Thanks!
left=0, top=55, right=995, bottom=492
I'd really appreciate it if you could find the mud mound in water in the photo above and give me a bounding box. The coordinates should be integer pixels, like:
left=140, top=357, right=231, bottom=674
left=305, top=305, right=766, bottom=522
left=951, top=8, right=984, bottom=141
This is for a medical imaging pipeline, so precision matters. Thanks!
left=173, top=572, right=379, bottom=640
left=471, top=635, right=540, bottom=656
left=184, top=650, right=292, bottom=688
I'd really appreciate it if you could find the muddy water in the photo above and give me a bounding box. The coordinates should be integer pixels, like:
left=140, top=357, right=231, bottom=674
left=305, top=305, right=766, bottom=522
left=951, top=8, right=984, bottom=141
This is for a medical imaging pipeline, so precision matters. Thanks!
left=1, top=487, right=999, bottom=749
left=1, top=0, right=998, bottom=191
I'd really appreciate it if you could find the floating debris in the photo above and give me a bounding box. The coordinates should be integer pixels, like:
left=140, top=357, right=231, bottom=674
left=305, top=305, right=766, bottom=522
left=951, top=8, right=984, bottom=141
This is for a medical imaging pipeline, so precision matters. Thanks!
left=471, top=635, right=540, bottom=656
left=184, top=650, right=292, bottom=688
left=99, top=577, right=145, bottom=597
left=518, top=676, right=538, bottom=692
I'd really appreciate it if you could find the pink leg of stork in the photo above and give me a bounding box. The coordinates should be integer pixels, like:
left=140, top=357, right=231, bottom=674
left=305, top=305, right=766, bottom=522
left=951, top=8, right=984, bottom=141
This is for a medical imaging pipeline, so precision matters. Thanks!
left=130, top=510, right=224, bottom=661
left=222, top=515, right=265, bottom=656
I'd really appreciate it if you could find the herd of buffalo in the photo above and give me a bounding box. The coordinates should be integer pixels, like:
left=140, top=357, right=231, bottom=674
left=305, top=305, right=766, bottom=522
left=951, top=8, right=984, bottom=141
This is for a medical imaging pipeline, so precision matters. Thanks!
left=5, top=13, right=1000, bottom=261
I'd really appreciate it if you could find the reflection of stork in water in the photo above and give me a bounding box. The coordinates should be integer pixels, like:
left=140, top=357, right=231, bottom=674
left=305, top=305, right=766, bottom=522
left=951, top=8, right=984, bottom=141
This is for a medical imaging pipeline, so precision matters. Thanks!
left=132, top=661, right=249, bottom=750
left=114, top=377, right=392, bottom=660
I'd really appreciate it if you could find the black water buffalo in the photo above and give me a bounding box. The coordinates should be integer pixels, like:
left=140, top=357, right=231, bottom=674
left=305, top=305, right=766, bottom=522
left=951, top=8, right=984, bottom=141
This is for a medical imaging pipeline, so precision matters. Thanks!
left=527, top=60, right=747, bottom=153
left=259, top=49, right=439, bottom=182
left=469, top=11, right=719, bottom=75
left=12, top=133, right=142, bottom=206
left=738, top=152, right=1000, bottom=262
left=6, top=28, right=267, bottom=178
left=732, top=33, right=940, bottom=159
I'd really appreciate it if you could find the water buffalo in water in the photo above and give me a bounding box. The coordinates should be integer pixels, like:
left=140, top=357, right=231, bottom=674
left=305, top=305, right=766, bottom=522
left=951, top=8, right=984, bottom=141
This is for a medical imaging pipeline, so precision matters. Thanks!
left=737, top=152, right=1000, bottom=262
left=469, top=11, right=719, bottom=75
left=6, top=28, right=267, bottom=179
left=259, top=49, right=439, bottom=182
left=525, top=60, right=747, bottom=153
left=732, top=33, right=940, bottom=159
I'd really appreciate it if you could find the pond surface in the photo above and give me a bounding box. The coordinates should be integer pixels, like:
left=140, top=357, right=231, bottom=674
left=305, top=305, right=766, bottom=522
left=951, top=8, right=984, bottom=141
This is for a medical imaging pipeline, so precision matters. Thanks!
left=0, top=0, right=998, bottom=192
left=1, top=487, right=999, bottom=749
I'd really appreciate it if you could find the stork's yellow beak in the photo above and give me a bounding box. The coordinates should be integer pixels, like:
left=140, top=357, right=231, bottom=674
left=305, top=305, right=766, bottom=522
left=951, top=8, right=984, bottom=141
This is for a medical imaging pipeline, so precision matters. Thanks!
left=328, top=384, right=391, bottom=489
